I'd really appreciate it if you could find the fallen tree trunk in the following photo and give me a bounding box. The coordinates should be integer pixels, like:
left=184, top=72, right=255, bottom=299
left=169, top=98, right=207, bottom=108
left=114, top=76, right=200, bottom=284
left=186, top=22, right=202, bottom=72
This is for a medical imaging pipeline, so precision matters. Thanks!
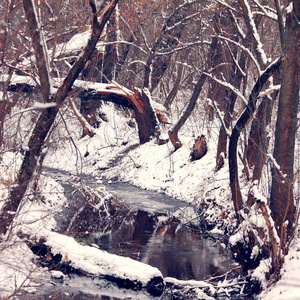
left=25, top=234, right=165, bottom=296
left=0, top=76, right=165, bottom=144
left=78, top=82, right=161, bottom=144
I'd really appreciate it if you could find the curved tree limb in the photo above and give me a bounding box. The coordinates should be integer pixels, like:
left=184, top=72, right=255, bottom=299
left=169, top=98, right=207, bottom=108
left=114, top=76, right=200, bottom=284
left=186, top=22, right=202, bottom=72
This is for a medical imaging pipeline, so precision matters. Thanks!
left=228, top=57, right=282, bottom=223
left=168, top=37, right=219, bottom=150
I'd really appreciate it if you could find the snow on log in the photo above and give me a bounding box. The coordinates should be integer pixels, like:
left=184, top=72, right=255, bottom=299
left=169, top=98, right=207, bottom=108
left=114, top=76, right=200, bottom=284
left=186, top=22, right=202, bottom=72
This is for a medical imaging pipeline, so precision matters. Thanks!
left=27, top=232, right=165, bottom=296
left=0, top=75, right=168, bottom=123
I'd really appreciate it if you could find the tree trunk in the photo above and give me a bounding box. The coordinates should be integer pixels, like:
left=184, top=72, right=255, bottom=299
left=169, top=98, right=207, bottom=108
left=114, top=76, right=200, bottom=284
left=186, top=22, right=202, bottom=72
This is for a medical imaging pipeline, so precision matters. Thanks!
left=80, top=10, right=118, bottom=135
left=132, top=89, right=158, bottom=144
left=168, top=73, right=207, bottom=150
left=143, top=1, right=190, bottom=91
left=168, top=37, right=219, bottom=150
left=164, top=61, right=184, bottom=109
left=215, top=5, right=265, bottom=170
left=270, top=0, right=300, bottom=244
left=246, top=95, right=274, bottom=207
left=215, top=48, right=248, bottom=169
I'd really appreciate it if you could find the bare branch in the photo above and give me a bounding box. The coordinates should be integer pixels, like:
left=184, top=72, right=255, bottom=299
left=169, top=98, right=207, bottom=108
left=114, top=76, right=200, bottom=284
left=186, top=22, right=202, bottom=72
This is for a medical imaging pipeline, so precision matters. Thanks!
left=68, top=98, right=96, bottom=137
left=218, top=35, right=261, bottom=74
left=252, top=0, right=278, bottom=20
left=203, top=72, right=248, bottom=105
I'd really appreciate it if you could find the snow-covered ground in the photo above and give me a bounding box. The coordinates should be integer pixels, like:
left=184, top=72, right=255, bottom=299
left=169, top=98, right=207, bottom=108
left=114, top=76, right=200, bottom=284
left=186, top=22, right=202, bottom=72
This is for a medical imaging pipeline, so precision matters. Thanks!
left=1, top=101, right=300, bottom=299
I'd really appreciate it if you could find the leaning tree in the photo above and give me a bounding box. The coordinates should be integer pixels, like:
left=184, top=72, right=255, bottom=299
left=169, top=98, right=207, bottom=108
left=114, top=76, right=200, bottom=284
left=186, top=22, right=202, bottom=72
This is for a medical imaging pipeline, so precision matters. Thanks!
left=0, top=0, right=119, bottom=236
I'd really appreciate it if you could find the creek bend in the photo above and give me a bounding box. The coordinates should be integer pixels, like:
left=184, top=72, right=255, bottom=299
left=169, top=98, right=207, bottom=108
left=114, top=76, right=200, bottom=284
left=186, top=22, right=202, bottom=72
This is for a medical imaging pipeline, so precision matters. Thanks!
left=38, top=168, right=235, bottom=298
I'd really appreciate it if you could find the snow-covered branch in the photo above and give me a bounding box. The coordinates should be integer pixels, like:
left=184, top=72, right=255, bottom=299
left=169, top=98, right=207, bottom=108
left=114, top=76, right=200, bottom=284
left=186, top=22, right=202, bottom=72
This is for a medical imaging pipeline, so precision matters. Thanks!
left=224, top=41, right=247, bottom=77
left=203, top=72, right=248, bottom=105
left=155, top=40, right=211, bottom=56
left=166, top=12, right=201, bottom=32
left=209, top=98, right=231, bottom=137
left=259, top=84, right=280, bottom=98
left=230, top=10, right=246, bottom=39
left=218, top=35, right=261, bottom=74
left=238, top=0, right=268, bottom=68
left=215, top=0, right=238, bottom=12
left=252, top=0, right=278, bottom=20
left=68, top=97, right=97, bottom=137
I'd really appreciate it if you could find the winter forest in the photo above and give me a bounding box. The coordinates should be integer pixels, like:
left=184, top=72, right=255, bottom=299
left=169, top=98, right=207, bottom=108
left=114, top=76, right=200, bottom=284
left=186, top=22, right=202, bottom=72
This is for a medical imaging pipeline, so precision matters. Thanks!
left=0, top=0, right=299, bottom=299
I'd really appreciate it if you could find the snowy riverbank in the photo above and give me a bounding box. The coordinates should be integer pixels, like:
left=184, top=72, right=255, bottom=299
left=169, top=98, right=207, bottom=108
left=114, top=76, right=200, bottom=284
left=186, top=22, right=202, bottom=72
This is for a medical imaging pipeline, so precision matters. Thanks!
left=1, top=102, right=299, bottom=299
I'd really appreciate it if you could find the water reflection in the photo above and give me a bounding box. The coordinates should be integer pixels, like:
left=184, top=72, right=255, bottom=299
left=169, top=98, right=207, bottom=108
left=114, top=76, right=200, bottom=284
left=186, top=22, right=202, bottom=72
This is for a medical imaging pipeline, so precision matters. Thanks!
left=21, top=275, right=157, bottom=300
left=90, top=210, right=232, bottom=281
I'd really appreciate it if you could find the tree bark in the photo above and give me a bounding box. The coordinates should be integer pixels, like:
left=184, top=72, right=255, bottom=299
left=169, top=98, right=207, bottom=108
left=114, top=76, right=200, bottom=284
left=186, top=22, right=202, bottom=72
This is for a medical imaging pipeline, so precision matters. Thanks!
left=78, top=84, right=159, bottom=144
left=215, top=4, right=265, bottom=170
left=0, top=0, right=118, bottom=236
left=270, top=0, right=300, bottom=243
left=80, top=10, right=118, bottom=135
left=22, top=0, right=51, bottom=103
left=164, top=62, right=184, bottom=109
left=132, top=89, right=158, bottom=144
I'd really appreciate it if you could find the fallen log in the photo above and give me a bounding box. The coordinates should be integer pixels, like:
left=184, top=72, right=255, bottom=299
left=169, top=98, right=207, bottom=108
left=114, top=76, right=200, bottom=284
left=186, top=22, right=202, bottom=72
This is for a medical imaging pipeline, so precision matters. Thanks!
left=25, top=233, right=165, bottom=296
left=0, top=75, right=168, bottom=144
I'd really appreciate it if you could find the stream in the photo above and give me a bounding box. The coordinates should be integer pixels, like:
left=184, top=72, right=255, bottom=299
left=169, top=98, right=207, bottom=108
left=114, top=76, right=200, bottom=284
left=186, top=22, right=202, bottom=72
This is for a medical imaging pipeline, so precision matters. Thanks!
left=29, top=168, right=236, bottom=299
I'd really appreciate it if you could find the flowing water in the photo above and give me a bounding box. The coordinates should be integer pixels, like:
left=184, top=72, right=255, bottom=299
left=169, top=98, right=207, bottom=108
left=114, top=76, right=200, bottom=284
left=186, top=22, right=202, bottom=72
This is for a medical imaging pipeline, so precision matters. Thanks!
left=31, top=168, right=236, bottom=299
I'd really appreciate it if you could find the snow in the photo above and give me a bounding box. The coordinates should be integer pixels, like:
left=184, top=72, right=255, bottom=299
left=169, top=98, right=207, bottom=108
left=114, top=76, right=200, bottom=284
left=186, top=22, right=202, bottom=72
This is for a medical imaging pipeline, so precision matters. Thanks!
left=250, top=180, right=268, bottom=204
left=33, top=102, right=57, bottom=109
left=286, top=2, right=293, bottom=14
left=53, top=30, right=105, bottom=58
left=267, top=153, right=281, bottom=170
left=0, top=73, right=36, bottom=86
left=0, top=239, right=38, bottom=296
left=243, top=0, right=268, bottom=66
left=260, top=243, right=300, bottom=299
left=165, top=277, right=212, bottom=288
left=44, top=232, right=162, bottom=284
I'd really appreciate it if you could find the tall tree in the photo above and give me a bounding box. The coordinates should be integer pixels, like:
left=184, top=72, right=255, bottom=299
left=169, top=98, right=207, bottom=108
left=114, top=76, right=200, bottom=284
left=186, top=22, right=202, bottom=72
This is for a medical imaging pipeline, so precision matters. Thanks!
left=270, top=0, right=300, bottom=245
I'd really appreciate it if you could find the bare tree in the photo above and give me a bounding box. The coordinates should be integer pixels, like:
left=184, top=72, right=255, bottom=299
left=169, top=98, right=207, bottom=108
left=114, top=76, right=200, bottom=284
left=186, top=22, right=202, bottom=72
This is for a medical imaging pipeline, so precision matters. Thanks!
left=270, top=0, right=300, bottom=248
